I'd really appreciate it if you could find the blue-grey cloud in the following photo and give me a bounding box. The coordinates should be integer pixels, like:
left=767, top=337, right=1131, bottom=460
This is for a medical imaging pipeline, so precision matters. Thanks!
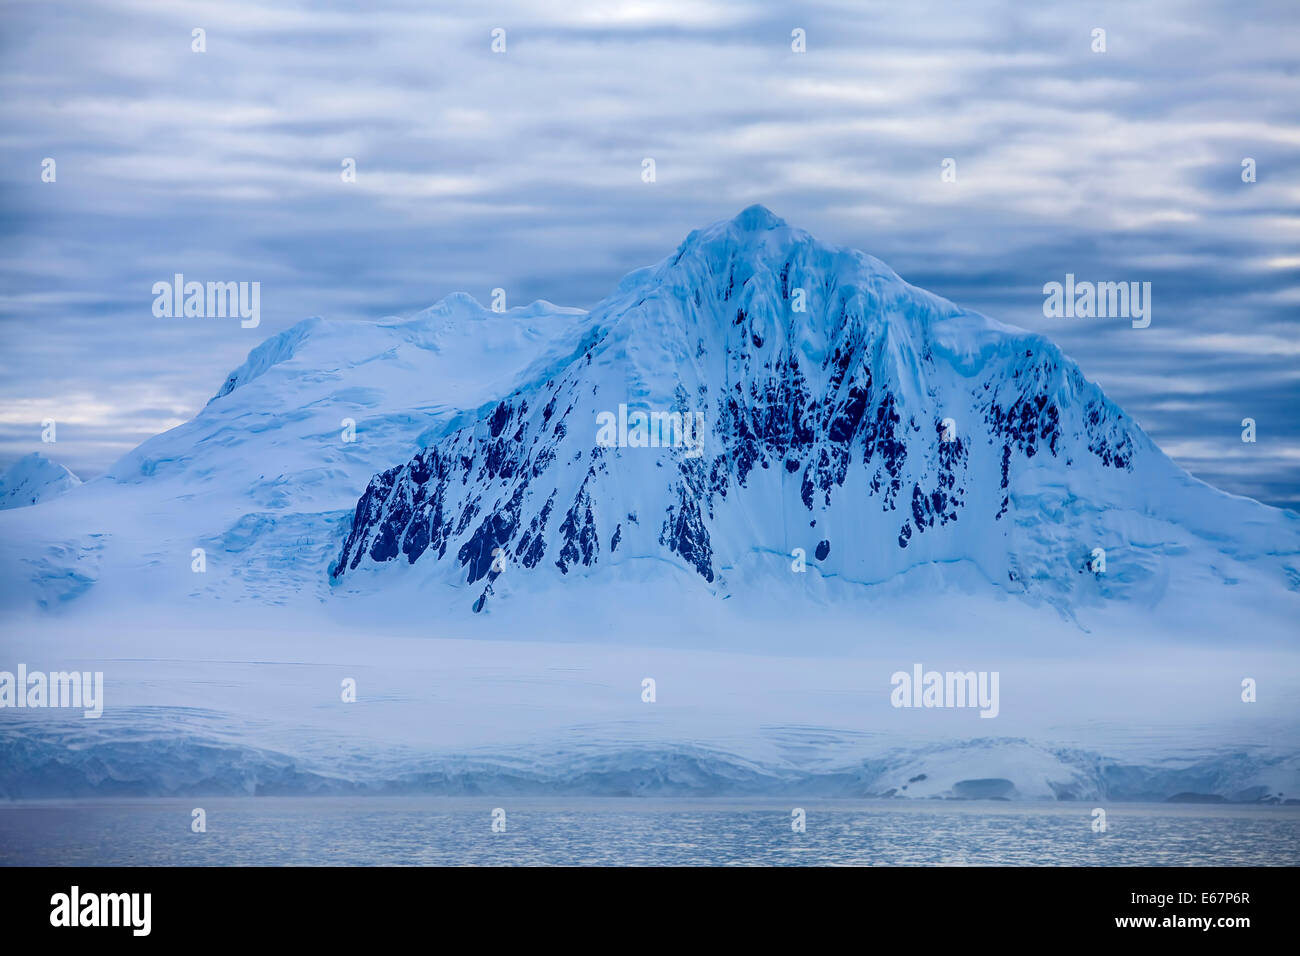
left=1, top=0, right=1297, bottom=507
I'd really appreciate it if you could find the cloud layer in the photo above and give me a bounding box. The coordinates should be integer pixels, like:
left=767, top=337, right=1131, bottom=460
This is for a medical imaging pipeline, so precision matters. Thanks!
left=1, top=0, right=1297, bottom=507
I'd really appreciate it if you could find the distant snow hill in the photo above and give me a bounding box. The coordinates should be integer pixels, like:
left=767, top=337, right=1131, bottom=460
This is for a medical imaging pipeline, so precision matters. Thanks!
left=0, top=295, right=589, bottom=610
left=1, top=206, right=1296, bottom=623
left=0, top=452, right=80, bottom=511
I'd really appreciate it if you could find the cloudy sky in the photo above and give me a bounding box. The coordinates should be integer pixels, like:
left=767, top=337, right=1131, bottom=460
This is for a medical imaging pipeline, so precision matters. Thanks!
left=2, top=0, right=1297, bottom=508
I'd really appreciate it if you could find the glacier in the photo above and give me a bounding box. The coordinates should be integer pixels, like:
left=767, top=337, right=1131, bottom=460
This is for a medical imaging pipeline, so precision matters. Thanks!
left=1, top=622, right=1296, bottom=801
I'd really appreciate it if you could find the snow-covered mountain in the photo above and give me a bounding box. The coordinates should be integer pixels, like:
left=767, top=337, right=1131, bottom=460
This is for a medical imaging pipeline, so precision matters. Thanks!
left=0, top=452, right=81, bottom=510
left=2, top=207, right=1296, bottom=805
left=2, top=205, right=1295, bottom=625
left=0, top=296, right=587, bottom=610
left=332, top=205, right=1299, bottom=618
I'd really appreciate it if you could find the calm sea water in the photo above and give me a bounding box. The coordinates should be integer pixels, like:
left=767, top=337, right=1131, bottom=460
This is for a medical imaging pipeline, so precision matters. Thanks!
left=1, top=798, right=1296, bottom=866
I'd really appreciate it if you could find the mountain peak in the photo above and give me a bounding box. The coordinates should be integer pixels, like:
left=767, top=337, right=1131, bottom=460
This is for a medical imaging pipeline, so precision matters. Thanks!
left=328, top=209, right=1278, bottom=618
left=730, top=203, right=787, bottom=232
left=672, top=204, right=803, bottom=260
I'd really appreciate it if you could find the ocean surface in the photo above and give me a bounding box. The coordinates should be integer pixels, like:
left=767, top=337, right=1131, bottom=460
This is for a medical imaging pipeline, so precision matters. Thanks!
left=1, top=798, right=1297, bottom=866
